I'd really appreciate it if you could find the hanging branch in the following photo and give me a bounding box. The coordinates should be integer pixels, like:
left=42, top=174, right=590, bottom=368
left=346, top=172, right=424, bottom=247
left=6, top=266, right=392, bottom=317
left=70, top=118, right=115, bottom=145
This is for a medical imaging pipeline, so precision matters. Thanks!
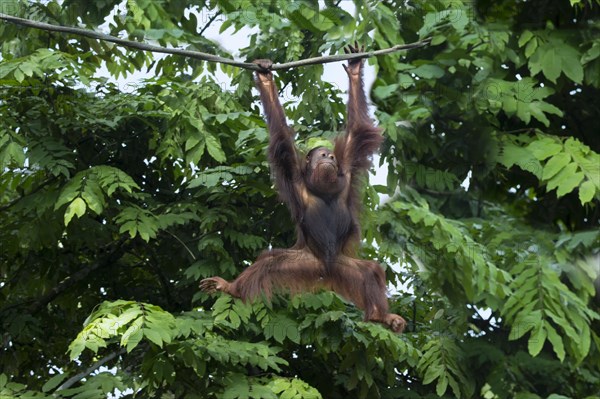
left=0, top=13, right=253, bottom=69
left=0, top=13, right=431, bottom=71
left=273, top=40, right=431, bottom=70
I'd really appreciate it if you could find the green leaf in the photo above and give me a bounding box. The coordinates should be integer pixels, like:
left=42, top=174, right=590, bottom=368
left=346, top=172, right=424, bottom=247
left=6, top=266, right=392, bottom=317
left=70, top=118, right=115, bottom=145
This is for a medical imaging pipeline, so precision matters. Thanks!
left=558, top=45, right=584, bottom=83
left=42, top=373, right=68, bottom=392
left=525, top=38, right=538, bottom=58
left=581, top=42, right=600, bottom=64
left=546, top=163, right=579, bottom=195
left=264, top=315, right=299, bottom=344
left=205, top=134, right=226, bottom=162
left=1, top=141, right=26, bottom=167
left=64, top=197, right=86, bottom=226
left=68, top=339, right=86, bottom=360
left=541, top=48, right=561, bottom=82
left=431, top=35, right=446, bottom=45
left=81, top=186, right=104, bottom=215
left=542, top=153, right=571, bottom=180
left=436, top=374, right=449, bottom=396
left=144, top=328, right=163, bottom=347
left=373, top=84, right=399, bottom=100
left=185, top=136, right=201, bottom=151
left=518, top=31, right=534, bottom=47
left=545, top=324, right=565, bottom=361
left=411, top=64, right=445, bottom=79
left=14, top=67, right=25, bottom=82
left=555, top=170, right=584, bottom=197
left=126, top=329, right=144, bottom=353
left=527, top=324, right=547, bottom=356
left=509, top=310, right=542, bottom=340
left=578, top=180, right=596, bottom=204
left=527, top=138, right=562, bottom=161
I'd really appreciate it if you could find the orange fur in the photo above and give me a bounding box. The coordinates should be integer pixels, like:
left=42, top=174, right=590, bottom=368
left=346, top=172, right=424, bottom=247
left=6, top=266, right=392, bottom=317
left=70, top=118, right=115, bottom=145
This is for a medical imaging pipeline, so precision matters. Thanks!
left=201, top=48, right=405, bottom=333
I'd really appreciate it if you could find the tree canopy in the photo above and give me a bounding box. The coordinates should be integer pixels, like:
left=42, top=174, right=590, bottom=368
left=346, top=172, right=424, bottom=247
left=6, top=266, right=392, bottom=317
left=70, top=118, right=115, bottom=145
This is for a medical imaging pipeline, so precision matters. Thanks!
left=0, top=1, right=599, bottom=398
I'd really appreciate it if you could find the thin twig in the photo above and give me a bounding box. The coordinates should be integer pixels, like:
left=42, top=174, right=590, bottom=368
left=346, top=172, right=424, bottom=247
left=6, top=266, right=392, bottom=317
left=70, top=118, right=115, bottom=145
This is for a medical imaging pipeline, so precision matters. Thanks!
left=198, top=11, right=221, bottom=37
left=165, top=230, right=196, bottom=260
left=0, top=13, right=431, bottom=71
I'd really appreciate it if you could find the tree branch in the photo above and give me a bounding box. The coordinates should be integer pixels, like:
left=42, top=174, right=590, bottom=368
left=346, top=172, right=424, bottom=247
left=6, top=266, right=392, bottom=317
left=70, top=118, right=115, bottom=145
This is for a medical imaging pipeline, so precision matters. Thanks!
left=272, top=39, right=431, bottom=70
left=0, top=177, right=57, bottom=213
left=28, top=238, right=128, bottom=314
left=149, top=249, right=176, bottom=309
left=57, top=348, right=127, bottom=391
left=0, top=13, right=430, bottom=71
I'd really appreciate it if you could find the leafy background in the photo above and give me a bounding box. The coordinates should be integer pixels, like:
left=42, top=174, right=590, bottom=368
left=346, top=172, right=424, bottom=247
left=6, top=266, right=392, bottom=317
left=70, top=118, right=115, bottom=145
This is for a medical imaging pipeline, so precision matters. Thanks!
left=0, top=0, right=599, bottom=398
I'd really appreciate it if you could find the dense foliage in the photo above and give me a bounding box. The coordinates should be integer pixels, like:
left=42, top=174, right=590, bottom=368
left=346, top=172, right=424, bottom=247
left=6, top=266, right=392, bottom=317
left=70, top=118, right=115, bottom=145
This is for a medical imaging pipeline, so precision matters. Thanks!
left=1, top=1, right=599, bottom=398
